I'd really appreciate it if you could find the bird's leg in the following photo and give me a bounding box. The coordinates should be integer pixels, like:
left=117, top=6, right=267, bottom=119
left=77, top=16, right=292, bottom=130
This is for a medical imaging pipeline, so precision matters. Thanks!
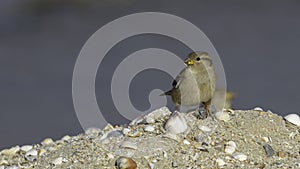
left=196, top=102, right=208, bottom=119
left=175, top=104, right=179, bottom=112
left=204, top=99, right=211, bottom=113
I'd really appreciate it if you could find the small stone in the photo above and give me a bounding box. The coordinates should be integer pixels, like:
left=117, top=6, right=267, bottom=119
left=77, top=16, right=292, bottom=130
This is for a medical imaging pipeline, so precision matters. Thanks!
left=164, top=111, right=188, bottom=134
left=263, top=144, right=275, bottom=157
left=0, top=166, right=4, bottom=169
left=1, top=146, right=20, bottom=156
left=20, top=145, right=33, bottom=152
left=254, top=107, right=263, bottom=111
left=262, top=136, right=271, bottom=143
left=233, top=153, right=247, bottom=161
left=216, top=158, right=226, bottom=167
left=6, top=166, right=19, bottom=169
left=183, top=139, right=190, bottom=145
left=277, top=151, right=285, bottom=158
left=61, top=135, right=71, bottom=142
left=284, top=114, right=300, bottom=126
left=215, top=111, right=231, bottom=122
left=148, top=163, right=155, bottom=169
left=122, top=128, right=131, bottom=135
left=25, top=149, right=38, bottom=161
left=51, top=157, right=64, bottom=166
left=115, top=156, right=137, bottom=169
left=41, top=138, right=54, bottom=146
left=199, top=126, right=211, bottom=132
left=225, top=141, right=236, bottom=154
left=172, top=161, right=178, bottom=167
left=144, top=125, right=155, bottom=132
left=120, top=141, right=138, bottom=150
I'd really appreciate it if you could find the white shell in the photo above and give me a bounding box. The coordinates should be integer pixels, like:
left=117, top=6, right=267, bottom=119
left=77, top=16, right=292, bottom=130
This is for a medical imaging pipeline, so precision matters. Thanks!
left=1, top=146, right=20, bottom=156
left=215, top=111, right=231, bottom=122
left=183, top=139, right=191, bottom=145
left=164, top=111, right=187, bottom=134
left=20, top=145, right=33, bottom=152
left=253, top=107, right=263, bottom=111
left=41, top=138, right=54, bottom=146
left=25, top=149, right=38, bottom=161
left=284, top=114, right=300, bottom=126
left=120, top=141, right=138, bottom=150
left=233, top=153, right=247, bottom=161
left=199, top=126, right=212, bottom=132
left=225, top=141, right=236, bottom=154
left=216, top=158, right=226, bottom=167
left=144, top=125, right=155, bottom=132
left=51, top=157, right=63, bottom=165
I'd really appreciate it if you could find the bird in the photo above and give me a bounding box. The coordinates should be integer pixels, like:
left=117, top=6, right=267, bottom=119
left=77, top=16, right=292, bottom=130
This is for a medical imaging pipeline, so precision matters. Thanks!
left=115, top=156, right=137, bottom=169
left=162, top=51, right=216, bottom=115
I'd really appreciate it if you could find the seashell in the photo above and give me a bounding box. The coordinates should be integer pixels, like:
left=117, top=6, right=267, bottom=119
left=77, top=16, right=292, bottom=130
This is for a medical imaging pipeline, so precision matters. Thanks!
left=0, top=160, right=8, bottom=165
left=284, top=114, right=300, bottom=126
left=120, top=141, right=138, bottom=150
left=216, top=158, right=226, bottom=167
left=25, top=149, right=38, bottom=161
left=263, top=144, right=275, bottom=157
left=233, top=153, right=247, bottom=161
left=183, top=139, right=190, bottom=145
left=51, top=157, right=67, bottom=166
left=38, top=148, right=47, bottom=157
left=224, top=141, right=236, bottom=154
left=61, top=135, right=71, bottom=142
left=20, top=145, right=33, bottom=152
left=5, top=166, right=19, bottom=169
left=215, top=111, right=231, bottom=122
left=115, top=156, right=137, bottom=169
left=41, top=138, right=54, bottom=146
left=148, top=162, right=155, bottom=169
left=164, top=111, right=187, bottom=134
left=145, top=107, right=172, bottom=124
left=1, top=146, right=20, bottom=156
left=122, top=128, right=131, bottom=135
left=144, top=125, right=155, bottom=132
left=199, top=126, right=212, bottom=132
left=253, top=107, right=263, bottom=111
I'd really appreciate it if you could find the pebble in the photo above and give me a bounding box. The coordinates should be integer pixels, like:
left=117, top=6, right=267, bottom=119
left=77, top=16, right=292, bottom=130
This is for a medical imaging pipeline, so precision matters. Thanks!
left=233, top=153, right=247, bottom=161
left=224, top=141, right=236, bottom=154
left=115, top=156, right=137, bottom=169
left=1, top=146, right=20, bottom=156
left=51, top=157, right=66, bottom=166
left=263, top=144, right=275, bottom=157
left=41, top=138, right=54, bottom=146
left=164, top=111, right=188, bottom=134
left=148, top=162, right=155, bottom=169
left=25, top=149, right=38, bottom=161
left=61, top=135, right=71, bottom=142
left=284, top=114, right=300, bottom=126
left=144, top=125, right=155, bottom=132
left=216, top=158, right=226, bottom=167
left=172, top=161, right=178, bottom=167
left=120, top=141, right=138, bottom=150
left=253, top=107, right=263, bottom=111
left=122, top=128, right=131, bottom=135
left=183, top=139, right=191, bottom=145
left=199, top=126, right=211, bottom=132
left=20, top=145, right=33, bottom=152
left=215, top=111, right=231, bottom=122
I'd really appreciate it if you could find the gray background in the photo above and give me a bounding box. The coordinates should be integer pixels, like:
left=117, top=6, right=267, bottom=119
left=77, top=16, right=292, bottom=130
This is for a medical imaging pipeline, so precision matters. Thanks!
left=1, top=0, right=300, bottom=149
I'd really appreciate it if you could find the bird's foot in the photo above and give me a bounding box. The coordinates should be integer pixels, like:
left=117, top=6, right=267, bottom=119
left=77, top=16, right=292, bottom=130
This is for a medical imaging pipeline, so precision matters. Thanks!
left=196, top=107, right=208, bottom=119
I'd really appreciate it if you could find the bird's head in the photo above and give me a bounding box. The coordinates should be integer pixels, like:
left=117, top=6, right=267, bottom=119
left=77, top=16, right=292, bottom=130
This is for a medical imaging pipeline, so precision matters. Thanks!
left=184, top=51, right=212, bottom=67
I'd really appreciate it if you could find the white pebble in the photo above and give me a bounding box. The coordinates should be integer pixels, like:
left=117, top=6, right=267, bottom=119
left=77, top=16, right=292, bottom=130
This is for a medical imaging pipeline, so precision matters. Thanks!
left=215, top=111, right=231, bottom=122
left=199, top=126, right=212, bottom=132
left=183, top=139, right=191, bottom=145
left=41, top=138, right=54, bottom=146
left=144, top=125, right=155, bottom=132
left=284, top=114, right=300, bottom=126
left=164, top=111, right=187, bottom=134
left=253, top=107, right=263, bottom=111
left=25, top=149, right=38, bottom=161
left=6, top=166, right=19, bottom=169
left=216, top=158, right=226, bottom=167
left=20, top=145, right=33, bottom=152
left=1, top=146, right=20, bottom=156
left=233, top=153, right=247, bottom=161
left=122, top=128, right=131, bottom=135
left=225, top=141, right=236, bottom=154
left=148, top=162, right=155, bottom=169
left=51, top=157, right=64, bottom=165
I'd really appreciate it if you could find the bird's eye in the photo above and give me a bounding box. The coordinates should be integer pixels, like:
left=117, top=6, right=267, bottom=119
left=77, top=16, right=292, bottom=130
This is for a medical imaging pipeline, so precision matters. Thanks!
left=196, top=57, right=201, bottom=61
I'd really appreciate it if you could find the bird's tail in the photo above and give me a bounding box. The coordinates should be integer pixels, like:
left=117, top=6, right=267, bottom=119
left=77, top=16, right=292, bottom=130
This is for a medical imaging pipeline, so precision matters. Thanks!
left=160, top=90, right=172, bottom=96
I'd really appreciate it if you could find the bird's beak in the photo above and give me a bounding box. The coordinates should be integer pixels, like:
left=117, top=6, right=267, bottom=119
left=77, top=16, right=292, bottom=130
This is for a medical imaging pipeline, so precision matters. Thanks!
left=184, top=59, right=194, bottom=65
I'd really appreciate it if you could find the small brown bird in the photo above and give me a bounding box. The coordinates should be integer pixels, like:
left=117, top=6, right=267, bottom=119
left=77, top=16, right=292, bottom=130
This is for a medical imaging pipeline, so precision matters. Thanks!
left=163, top=51, right=216, bottom=114
left=115, top=156, right=137, bottom=169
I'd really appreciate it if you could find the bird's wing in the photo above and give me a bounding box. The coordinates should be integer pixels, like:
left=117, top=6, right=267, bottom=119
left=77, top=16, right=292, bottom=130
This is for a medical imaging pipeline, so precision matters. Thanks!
left=172, top=69, right=186, bottom=88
